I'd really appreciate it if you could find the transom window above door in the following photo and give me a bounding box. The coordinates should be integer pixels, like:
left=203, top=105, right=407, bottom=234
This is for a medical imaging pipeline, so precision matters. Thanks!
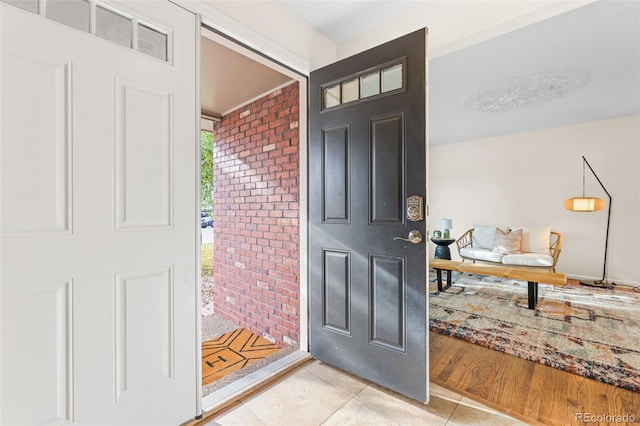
left=321, top=58, right=406, bottom=111
left=1, top=0, right=171, bottom=62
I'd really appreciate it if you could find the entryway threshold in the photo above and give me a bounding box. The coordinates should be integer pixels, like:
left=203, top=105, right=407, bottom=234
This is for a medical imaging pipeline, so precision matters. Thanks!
left=198, top=350, right=310, bottom=420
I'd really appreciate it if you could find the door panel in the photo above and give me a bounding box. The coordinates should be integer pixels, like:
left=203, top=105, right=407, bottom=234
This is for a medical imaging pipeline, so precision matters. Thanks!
left=309, top=29, right=428, bottom=402
left=369, top=253, right=405, bottom=350
left=370, top=113, right=404, bottom=224
left=1, top=53, right=72, bottom=235
left=114, top=79, right=173, bottom=230
left=322, top=126, right=350, bottom=223
left=322, top=249, right=351, bottom=334
left=114, top=266, right=174, bottom=402
left=1, top=2, right=198, bottom=424
left=1, top=280, right=73, bottom=424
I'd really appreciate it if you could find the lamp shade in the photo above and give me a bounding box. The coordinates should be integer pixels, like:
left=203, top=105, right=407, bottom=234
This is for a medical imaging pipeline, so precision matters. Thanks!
left=441, top=218, right=452, bottom=229
left=563, top=197, right=606, bottom=212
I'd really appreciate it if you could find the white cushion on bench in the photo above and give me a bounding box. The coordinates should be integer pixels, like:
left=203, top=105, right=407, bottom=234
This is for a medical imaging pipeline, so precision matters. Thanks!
left=510, top=226, right=551, bottom=255
left=472, top=226, right=498, bottom=249
left=472, top=226, right=509, bottom=249
left=460, top=247, right=504, bottom=263
left=502, top=253, right=554, bottom=267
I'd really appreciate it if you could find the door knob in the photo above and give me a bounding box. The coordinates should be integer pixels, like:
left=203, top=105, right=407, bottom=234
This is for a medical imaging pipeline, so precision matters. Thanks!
left=393, top=230, right=423, bottom=244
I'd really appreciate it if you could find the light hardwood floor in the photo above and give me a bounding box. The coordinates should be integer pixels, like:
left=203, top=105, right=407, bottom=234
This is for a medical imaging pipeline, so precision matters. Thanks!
left=430, top=331, right=640, bottom=425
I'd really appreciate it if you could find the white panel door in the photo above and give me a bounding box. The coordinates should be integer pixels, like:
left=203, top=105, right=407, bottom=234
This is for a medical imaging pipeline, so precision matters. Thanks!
left=1, top=1, right=198, bottom=424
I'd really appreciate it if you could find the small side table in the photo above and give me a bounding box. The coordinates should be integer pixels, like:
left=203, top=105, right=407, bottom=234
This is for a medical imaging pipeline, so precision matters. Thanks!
left=431, top=238, right=455, bottom=289
left=431, top=238, right=455, bottom=260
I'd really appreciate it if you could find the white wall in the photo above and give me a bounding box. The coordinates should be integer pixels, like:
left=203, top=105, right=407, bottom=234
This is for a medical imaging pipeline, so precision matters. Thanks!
left=429, top=115, right=640, bottom=285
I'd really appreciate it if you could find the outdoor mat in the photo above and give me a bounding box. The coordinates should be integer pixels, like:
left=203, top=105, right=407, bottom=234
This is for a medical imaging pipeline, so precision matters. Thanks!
left=202, top=328, right=280, bottom=385
left=429, top=273, right=640, bottom=391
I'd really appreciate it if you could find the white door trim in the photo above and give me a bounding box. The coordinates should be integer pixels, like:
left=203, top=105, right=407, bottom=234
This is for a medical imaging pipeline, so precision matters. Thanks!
left=171, top=1, right=309, bottom=416
left=172, top=0, right=312, bottom=74
left=198, top=25, right=310, bottom=415
left=193, top=11, right=204, bottom=418
left=199, top=26, right=309, bottom=354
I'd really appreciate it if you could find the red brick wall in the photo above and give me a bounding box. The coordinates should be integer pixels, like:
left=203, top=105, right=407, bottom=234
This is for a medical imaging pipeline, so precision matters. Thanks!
left=212, top=83, right=299, bottom=347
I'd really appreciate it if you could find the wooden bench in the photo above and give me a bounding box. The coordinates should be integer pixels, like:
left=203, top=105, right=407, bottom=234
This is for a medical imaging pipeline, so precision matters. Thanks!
left=430, top=259, right=567, bottom=310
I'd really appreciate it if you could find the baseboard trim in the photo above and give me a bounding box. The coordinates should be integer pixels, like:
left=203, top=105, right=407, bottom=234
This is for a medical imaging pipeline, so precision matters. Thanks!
left=568, top=274, right=639, bottom=288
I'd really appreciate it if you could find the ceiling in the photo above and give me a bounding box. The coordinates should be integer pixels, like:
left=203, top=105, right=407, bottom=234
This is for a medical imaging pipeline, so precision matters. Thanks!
left=428, top=0, right=640, bottom=144
left=201, top=1, right=640, bottom=144
left=200, top=36, right=292, bottom=117
left=278, top=1, right=416, bottom=44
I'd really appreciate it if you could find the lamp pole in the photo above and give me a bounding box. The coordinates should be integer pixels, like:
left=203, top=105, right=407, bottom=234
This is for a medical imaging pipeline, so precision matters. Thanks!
left=581, top=156, right=613, bottom=287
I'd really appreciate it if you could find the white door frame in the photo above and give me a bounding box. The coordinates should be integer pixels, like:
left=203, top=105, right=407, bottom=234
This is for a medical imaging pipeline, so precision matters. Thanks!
left=197, top=25, right=309, bottom=353
left=176, top=0, right=310, bottom=415
left=197, top=27, right=309, bottom=413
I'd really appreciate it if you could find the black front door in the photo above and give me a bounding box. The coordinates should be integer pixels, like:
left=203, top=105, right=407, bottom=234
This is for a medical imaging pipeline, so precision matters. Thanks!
left=309, top=29, right=428, bottom=402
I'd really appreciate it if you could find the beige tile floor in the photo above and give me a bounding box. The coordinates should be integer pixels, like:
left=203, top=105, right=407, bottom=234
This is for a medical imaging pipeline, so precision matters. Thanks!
left=202, top=360, right=528, bottom=425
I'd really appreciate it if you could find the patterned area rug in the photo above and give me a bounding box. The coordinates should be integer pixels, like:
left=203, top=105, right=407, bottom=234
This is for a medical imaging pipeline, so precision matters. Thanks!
left=202, top=328, right=280, bottom=385
left=429, top=273, right=640, bottom=391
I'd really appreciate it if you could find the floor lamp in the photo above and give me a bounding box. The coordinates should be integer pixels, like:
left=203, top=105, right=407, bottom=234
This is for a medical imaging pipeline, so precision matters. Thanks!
left=563, top=156, right=613, bottom=289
